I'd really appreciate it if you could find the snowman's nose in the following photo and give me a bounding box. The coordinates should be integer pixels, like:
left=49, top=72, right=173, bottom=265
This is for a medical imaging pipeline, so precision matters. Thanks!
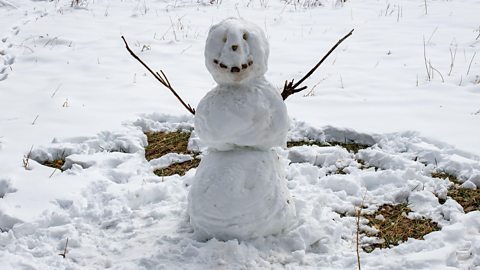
left=231, top=45, right=238, bottom=51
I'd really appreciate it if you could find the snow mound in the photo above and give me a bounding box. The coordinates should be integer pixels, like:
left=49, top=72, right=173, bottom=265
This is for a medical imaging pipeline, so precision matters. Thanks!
left=1, top=116, right=479, bottom=269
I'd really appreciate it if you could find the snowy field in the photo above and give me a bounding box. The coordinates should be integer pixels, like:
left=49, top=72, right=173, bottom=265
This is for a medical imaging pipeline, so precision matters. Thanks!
left=0, top=0, right=479, bottom=269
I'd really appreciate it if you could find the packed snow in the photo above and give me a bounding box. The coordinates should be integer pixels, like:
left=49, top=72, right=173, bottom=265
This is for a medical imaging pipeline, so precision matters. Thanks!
left=0, top=0, right=479, bottom=269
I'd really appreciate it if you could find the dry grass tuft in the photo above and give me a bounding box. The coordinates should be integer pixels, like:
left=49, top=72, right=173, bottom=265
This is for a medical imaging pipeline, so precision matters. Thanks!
left=448, top=186, right=479, bottom=213
left=43, top=159, right=66, bottom=171
left=154, top=158, right=201, bottom=177
left=287, top=140, right=327, bottom=148
left=145, top=131, right=192, bottom=161
left=431, top=171, right=460, bottom=184
left=431, top=170, right=479, bottom=212
left=144, top=131, right=200, bottom=177
left=363, top=204, right=439, bottom=252
left=287, top=140, right=370, bottom=154
left=330, top=142, right=370, bottom=154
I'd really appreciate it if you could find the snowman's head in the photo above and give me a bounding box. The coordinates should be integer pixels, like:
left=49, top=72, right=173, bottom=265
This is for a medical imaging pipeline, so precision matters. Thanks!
left=205, top=18, right=269, bottom=85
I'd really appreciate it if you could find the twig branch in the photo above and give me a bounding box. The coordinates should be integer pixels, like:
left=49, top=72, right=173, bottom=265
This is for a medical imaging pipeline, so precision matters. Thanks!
left=355, top=190, right=368, bottom=270
left=467, top=51, right=476, bottom=76
left=281, top=29, right=354, bottom=100
left=121, top=36, right=195, bottom=115
left=423, top=36, right=431, bottom=81
left=58, top=238, right=69, bottom=258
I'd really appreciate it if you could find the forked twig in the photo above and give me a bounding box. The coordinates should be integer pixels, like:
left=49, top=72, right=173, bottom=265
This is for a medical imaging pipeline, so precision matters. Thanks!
left=281, top=29, right=354, bottom=100
left=121, top=36, right=195, bottom=115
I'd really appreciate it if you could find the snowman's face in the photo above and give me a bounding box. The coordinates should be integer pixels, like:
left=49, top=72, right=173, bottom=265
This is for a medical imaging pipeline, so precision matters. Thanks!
left=205, top=18, right=269, bottom=85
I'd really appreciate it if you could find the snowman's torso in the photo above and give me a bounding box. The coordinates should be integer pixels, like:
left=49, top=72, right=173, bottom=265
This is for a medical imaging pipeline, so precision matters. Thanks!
left=194, top=78, right=289, bottom=151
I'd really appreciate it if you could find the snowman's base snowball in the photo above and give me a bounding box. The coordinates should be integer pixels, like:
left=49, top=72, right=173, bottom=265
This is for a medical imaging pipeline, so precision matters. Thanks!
left=188, top=148, right=295, bottom=241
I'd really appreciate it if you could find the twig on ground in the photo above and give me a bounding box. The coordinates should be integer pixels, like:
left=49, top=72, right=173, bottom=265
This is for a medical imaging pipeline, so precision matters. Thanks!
left=51, top=84, right=62, bottom=98
left=31, top=114, right=39, bottom=125
left=22, top=145, right=33, bottom=170
left=355, top=190, right=367, bottom=270
left=467, top=52, right=476, bottom=75
left=121, top=36, right=195, bottom=115
left=448, top=45, right=457, bottom=76
left=281, top=29, right=354, bottom=100
left=429, top=62, right=444, bottom=82
left=427, top=26, right=438, bottom=44
left=58, top=238, right=69, bottom=258
left=49, top=168, right=58, bottom=178
left=423, top=36, right=431, bottom=81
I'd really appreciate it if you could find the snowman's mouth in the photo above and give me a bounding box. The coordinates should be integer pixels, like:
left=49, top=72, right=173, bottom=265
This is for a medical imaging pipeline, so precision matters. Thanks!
left=213, top=59, right=253, bottom=73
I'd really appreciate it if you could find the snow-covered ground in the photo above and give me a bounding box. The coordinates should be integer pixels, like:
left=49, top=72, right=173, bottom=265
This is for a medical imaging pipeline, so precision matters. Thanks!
left=0, top=0, right=479, bottom=269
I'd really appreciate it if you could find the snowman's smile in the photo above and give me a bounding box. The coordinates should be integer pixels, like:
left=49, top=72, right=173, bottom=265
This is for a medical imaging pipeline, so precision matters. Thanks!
left=213, top=58, right=253, bottom=73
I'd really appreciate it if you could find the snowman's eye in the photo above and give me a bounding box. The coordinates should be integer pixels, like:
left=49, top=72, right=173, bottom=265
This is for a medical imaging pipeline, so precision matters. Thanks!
left=222, top=35, right=227, bottom=43
left=243, top=32, right=248, bottom=40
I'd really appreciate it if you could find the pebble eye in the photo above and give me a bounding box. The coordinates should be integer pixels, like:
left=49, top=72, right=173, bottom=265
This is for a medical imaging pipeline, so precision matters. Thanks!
left=222, top=35, right=227, bottom=43
left=243, top=32, right=248, bottom=40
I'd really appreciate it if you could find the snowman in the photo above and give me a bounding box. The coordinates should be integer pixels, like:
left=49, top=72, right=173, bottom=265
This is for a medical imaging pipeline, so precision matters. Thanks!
left=188, top=18, right=296, bottom=241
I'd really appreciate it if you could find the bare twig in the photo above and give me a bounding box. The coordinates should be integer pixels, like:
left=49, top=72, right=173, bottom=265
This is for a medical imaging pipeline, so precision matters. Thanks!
left=467, top=52, right=476, bottom=75
left=448, top=45, right=457, bottom=76
left=31, top=114, right=39, bottom=125
left=121, top=36, right=195, bottom=115
left=282, top=29, right=354, bottom=100
left=423, top=36, right=431, bottom=81
left=23, top=145, right=33, bottom=170
left=355, top=190, right=367, bottom=270
left=51, top=84, right=62, bottom=98
left=429, top=62, right=444, bottom=82
left=427, top=26, right=438, bottom=44
left=58, top=238, right=69, bottom=258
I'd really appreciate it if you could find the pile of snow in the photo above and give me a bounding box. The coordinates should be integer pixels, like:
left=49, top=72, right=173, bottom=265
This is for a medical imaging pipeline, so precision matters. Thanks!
left=0, top=115, right=478, bottom=269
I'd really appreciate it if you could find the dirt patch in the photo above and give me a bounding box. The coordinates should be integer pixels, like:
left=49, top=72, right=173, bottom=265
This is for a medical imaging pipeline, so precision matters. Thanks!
left=448, top=186, right=479, bottom=213
left=154, top=158, right=201, bottom=177
left=145, top=131, right=193, bottom=161
left=287, top=140, right=370, bottom=154
left=362, top=204, right=439, bottom=252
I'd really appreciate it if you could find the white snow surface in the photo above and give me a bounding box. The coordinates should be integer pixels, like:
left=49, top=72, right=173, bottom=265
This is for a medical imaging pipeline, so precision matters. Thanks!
left=0, top=0, right=480, bottom=269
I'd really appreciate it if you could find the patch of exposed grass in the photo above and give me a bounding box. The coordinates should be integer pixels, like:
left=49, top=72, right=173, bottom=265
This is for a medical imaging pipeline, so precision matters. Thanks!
left=363, top=204, right=439, bottom=252
left=329, top=142, right=370, bottom=154
left=431, top=171, right=460, bottom=184
left=448, top=186, right=480, bottom=213
left=287, top=140, right=370, bottom=154
left=43, top=159, right=66, bottom=171
left=287, top=140, right=327, bottom=148
left=145, top=131, right=192, bottom=161
left=356, top=159, right=380, bottom=171
left=154, top=158, right=201, bottom=177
